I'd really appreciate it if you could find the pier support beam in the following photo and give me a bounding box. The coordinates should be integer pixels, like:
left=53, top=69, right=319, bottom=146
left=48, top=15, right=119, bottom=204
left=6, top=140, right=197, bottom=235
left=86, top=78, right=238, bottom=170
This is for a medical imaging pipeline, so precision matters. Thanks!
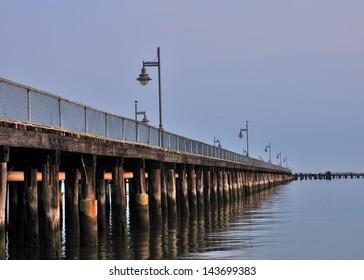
left=80, top=154, right=98, bottom=247
left=65, top=168, right=80, bottom=239
left=223, top=171, right=230, bottom=203
left=0, top=146, right=9, bottom=259
left=42, top=150, right=61, bottom=259
left=111, top=158, right=127, bottom=235
left=166, top=168, right=177, bottom=216
left=187, top=167, right=197, bottom=207
left=24, top=166, right=39, bottom=249
left=96, top=168, right=107, bottom=234
left=203, top=168, right=211, bottom=205
left=196, top=167, right=204, bottom=206
left=149, top=163, right=162, bottom=219
left=135, top=160, right=150, bottom=229
left=179, top=165, right=189, bottom=217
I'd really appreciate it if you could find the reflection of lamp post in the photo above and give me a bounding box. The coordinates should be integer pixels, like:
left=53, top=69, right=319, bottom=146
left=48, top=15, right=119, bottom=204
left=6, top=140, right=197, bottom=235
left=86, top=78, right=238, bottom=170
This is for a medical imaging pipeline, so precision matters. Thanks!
left=238, top=121, right=249, bottom=157
left=136, top=47, right=163, bottom=147
left=277, top=152, right=282, bottom=166
left=265, top=142, right=271, bottom=163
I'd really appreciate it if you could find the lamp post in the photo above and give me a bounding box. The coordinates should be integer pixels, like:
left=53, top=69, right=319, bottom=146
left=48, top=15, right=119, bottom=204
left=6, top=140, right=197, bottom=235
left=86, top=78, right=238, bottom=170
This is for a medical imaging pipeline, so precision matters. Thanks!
left=265, top=142, right=271, bottom=163
left=283, top=157, right=288, bottom=168
left=239, top=121, right=249, bottom=157
left=277, top=152, right=282, bottom=166
left=134, top=101, right=149, bottom=123
left=214, top=136, right=221, bottom=158
left=134, top=101, right=149, bottom=141
left=136, top=47, right=163, bottom=146
left=214, top=136, right=221, bottom=148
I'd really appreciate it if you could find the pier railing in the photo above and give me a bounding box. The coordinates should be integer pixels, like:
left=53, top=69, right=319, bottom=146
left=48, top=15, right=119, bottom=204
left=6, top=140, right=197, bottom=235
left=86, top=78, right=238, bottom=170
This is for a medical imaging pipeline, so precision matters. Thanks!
left=0, top=77, right=289, bottom=173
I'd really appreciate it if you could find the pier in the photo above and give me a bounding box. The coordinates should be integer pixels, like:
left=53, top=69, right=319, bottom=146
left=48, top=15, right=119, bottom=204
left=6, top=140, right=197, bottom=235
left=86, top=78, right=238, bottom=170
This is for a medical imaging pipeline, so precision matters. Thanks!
left=294, top=172, right=364, bottom=180
left=0, top=77, right=292, bottom=259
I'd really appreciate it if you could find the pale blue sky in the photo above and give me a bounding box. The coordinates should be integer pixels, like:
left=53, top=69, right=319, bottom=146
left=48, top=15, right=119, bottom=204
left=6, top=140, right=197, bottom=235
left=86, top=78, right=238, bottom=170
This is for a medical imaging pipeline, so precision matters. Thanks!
left=1, top=0, right=364, bottom=172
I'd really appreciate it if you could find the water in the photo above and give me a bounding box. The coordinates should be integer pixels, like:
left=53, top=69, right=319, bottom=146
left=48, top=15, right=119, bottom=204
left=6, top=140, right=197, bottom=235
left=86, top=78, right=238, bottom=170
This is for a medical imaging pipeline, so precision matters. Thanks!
left=6, top=179, right=364, bottom=259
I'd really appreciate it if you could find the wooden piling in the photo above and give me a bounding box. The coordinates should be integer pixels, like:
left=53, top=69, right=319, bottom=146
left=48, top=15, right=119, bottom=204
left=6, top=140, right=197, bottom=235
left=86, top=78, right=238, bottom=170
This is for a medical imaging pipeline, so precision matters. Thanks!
left=211, top=168, right=218, bottom=202
left=150, top=166, right=162, bottom=218
left=196, top=167, right=204, bottom=206
left=203, top=169, right=211, bottom=205
left=187, top=167, right=197, bottom=207
left=223, top=171, right=230, bottom=202
left=135, top=162, right=150, bottom=229
left=0, top=162, right=7, bottom=259
left=0, top=146, right=9, bottom=259
left=111, top=158, right=127, bottom=235
left=79, top=154, right=98, bottom=247
left=24, top=166, right=39, bottom=249
left=65, top=168, right=80, bottom=238
left=166, top=168, right=177, bottom=216
left=42, top=151, right=61, bottom=259
left=179, top=167, right=189, bottom=217
left=96, top=168, right=106, bottom=233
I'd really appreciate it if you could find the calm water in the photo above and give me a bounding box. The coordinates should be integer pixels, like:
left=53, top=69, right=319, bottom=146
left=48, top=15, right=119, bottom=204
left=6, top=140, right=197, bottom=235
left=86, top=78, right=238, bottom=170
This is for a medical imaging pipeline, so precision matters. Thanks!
left=6, top=179, right=364, bottom=259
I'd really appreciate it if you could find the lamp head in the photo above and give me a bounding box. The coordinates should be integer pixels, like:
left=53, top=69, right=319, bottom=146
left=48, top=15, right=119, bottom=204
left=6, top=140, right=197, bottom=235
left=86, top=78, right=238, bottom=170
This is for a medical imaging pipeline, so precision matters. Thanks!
left=239, top=130, right=243, bottom=139
left=137, top=67, right=152, bottom=86
left=142, top=113, right=149, bottom=124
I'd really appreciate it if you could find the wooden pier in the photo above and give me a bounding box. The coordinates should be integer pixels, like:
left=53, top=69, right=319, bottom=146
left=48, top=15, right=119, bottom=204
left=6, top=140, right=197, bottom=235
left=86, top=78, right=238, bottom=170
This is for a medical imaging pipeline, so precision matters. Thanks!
left=0, top=77, right=292, bottom=259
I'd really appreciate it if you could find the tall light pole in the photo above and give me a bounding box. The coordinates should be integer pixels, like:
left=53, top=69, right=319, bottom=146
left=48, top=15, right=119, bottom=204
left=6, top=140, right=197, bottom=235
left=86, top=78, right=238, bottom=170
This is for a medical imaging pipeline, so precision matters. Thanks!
left=134, top=101, right=149, bottom=123
left=214, top=136, right=221, bottom=158
left=134, top=101, right=149, bottom=141
left=265, top=142, right=271, bottom=163
left=137, top=47, right=163, bottom=145
left=283, top=157, right=288, bottom=168
left=239, top=121, right=249, bottom=157
left=214, top=136, right=221, bottom=148
left=277, top=152, right=282, bottom=166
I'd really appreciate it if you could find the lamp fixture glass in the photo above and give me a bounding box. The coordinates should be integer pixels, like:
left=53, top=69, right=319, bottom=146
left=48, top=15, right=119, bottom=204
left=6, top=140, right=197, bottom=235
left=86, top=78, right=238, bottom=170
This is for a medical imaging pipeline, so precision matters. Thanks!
left=136, top=67, right=152, bottom=86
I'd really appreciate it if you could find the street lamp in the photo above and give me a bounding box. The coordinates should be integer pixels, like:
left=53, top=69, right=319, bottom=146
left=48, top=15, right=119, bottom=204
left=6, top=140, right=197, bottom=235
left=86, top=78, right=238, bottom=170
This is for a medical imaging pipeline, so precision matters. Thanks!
left=265, top=142, right=271, bottom=163
left=136, top=47, right=163, bottom=134
left=214, top=136, right=221, bottom=148
left=277, top=152, right=282, bottom=166
left=134, top=101, right=149, bottom=123
left=283, top=157, right=288, bottom=168
left=134, top=100, right=149, bottom=141
left=239, top=121, right=249, bottom=157
left=214, top=136, right=221, bottom=158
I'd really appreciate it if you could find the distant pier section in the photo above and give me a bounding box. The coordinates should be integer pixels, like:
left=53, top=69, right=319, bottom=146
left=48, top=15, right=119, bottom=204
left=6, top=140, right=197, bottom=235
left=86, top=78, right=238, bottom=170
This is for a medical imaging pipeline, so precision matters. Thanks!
left=294, top=172, right=364, bottom=180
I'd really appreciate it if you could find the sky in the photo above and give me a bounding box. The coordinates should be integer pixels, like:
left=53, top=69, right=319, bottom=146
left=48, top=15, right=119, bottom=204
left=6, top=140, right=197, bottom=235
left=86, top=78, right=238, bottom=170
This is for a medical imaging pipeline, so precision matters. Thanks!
left=1, top=0, right=364, bottom=173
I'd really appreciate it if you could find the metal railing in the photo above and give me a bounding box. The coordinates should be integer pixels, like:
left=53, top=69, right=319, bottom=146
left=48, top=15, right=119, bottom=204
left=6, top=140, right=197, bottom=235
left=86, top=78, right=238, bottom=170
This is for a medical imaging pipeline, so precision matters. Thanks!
left=0, top=77, right=289, bottom=173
